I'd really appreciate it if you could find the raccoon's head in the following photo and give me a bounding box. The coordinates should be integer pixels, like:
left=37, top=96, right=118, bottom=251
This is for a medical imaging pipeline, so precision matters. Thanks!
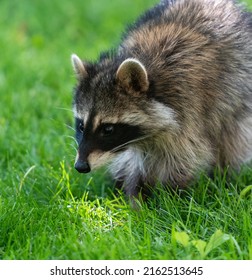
left=71, top=54, right=177, bottom=173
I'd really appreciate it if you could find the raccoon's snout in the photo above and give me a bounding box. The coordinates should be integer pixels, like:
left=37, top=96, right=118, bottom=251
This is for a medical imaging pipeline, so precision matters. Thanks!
left=74, top=160, right=91, bottom=173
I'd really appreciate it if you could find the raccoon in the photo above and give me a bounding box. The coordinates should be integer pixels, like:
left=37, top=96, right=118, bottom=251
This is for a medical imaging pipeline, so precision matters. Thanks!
left=71, top=0, right=252, bottom=199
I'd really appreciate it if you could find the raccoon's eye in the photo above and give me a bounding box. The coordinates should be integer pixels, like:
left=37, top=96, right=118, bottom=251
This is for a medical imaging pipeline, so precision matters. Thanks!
left=101, top=124, right=114, bottom=137
left=79, top=121, right=84, bottom=133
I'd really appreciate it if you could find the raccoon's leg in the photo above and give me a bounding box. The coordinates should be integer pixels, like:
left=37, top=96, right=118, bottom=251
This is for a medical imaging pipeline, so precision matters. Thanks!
left=115, top=179, right=139, bottom=197
left=116, top=177, right=151, bottom=208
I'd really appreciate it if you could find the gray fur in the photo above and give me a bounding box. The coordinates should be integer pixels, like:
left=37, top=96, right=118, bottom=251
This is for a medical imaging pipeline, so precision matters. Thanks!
left=72, top=0, right=252, bottom=198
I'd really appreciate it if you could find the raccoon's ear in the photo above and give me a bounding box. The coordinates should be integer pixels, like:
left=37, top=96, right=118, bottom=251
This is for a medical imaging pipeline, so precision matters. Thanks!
left=71, top=54, right=88, bottom=80
left=116, top=58, right=149, bottom=93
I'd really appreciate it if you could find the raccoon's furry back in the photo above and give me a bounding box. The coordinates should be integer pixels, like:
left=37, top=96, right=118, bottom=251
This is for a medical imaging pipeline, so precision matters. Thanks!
left=72, top=0, right=252, bottom=198
left=114, top=0, right=252, bottom=194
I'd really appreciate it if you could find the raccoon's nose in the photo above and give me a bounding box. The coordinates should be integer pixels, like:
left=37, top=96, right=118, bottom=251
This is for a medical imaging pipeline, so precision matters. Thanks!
left=74, top=160, right=91, bottom=173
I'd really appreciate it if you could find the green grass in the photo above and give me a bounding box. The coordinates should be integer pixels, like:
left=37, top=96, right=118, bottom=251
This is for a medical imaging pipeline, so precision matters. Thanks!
left=0, top=0, right=252, bottom=260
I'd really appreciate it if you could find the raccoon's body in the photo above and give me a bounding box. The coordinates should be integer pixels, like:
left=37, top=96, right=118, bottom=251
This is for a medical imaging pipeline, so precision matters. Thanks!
left=71, top=0, right=252, bottom=198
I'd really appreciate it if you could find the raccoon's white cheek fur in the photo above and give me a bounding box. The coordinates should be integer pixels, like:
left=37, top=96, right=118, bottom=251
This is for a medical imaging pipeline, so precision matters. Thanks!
left=149, top=101, right=179, bottom=129
left=87, top=151, right=115, bottom=170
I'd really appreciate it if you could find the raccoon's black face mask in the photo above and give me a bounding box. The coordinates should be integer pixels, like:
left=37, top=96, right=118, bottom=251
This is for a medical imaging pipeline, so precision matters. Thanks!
left=74, top=117, right=144, bottom=173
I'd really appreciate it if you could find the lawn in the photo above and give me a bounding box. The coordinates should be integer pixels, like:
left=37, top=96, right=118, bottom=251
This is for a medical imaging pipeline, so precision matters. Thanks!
left=0, top=0, right=251, bottom=260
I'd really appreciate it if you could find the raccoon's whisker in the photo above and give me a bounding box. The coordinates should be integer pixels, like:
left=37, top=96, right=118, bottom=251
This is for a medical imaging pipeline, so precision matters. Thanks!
left=55, top=107, right=73, bottom=112
left=62, top=134, right=78, bottom=146
left=64, top=124, right=75, bottom=131
left=66, top=135, right=78, bottom=144
left=111, top=135, right=152, bottom=153
left=68, top=143, right=78, bottom=153
left=66, top=135, right=76, bottom=140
